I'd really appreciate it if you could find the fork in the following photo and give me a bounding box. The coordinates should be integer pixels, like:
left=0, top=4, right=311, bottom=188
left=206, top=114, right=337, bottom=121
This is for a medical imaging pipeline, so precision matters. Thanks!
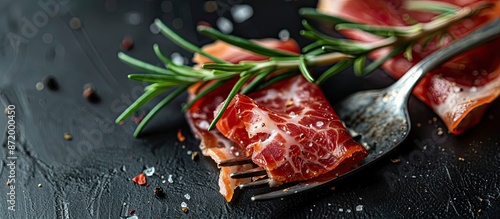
left=220, top=18, right=500, bottom=201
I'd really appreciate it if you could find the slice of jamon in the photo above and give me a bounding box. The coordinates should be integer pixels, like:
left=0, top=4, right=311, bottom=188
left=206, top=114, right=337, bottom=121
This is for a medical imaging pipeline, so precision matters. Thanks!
left=186, top=79, right=253, bottom=201
left=216, top=75, right=368, bottom=184
left=317, top=0, right=500, bottom=134
left=186, top=38, right=300, bottom=201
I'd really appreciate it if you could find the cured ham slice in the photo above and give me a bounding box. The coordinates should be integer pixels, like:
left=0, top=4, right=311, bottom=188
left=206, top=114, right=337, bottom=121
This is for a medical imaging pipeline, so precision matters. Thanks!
left=317, top=0, right=500, bottom=134
left=216, top=75, right=367, bottom=184
left=186, top=79, right=252, bottom=202
left=186, top=39, right=300, bottom=201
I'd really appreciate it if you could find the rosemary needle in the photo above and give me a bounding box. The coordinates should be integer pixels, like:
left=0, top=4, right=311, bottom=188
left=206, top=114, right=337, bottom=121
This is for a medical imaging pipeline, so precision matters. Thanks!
left=209, top=74, right=252, bottom=131
left=133, top=87, right=187, bottom=137
left=154, top=19, right=226, bottom=64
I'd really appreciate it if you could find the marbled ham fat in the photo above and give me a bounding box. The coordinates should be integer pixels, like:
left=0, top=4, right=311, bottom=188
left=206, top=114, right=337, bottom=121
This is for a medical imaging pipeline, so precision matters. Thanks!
left=216, top=76, right=367, bottom=184
left=186, top=39, right=301, bottom=202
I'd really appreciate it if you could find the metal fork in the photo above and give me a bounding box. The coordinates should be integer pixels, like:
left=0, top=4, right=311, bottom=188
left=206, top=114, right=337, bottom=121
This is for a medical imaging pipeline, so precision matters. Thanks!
left=220, top=18, right=500, bottom=201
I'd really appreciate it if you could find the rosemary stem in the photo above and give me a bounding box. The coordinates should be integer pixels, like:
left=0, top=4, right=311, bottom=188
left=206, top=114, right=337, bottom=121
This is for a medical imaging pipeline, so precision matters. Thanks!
left=272, top=52, right=351, bottom=69
left=422, top=3, right=477, bottom=34
left=307, top=52, right=352, bottom=66
left=408, top=2, right=490, bottom=41
left=360, top=1, right=492, bottom=51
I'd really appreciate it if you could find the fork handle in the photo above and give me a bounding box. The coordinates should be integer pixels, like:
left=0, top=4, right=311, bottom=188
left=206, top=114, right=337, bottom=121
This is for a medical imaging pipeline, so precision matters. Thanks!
left=389, top=18, right=500, bottom=99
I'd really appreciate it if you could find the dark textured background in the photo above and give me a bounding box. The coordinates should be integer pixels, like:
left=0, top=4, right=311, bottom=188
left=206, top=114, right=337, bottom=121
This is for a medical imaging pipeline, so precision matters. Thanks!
left=1, top=0, right=499, bottom=218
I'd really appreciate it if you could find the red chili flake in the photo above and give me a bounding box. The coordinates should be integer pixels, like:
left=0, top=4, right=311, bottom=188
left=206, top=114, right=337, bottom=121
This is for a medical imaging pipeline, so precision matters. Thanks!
left=129, top=209, right=135, bottom=215
left=132, top=173, right=147, bottom=186
left=177, top=129, right=186, bottom=142
left=197, top=21, right=211, bottom=27
left=83, top=83, right=97, bottom=101
left=131, top=115, right=145, bottom=124
left=121, top=35, right=134, bottom=51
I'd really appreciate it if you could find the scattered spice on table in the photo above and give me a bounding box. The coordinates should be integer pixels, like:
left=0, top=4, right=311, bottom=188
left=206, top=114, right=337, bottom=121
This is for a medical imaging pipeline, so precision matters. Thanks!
left=83, top=83, right=97, bottom=101
left=437, top=128, right=444, bottom=136
left=191, top=151, right=199, bottom=161
left=356, top=205, right=363, bottom=211
left=181, top=202, right=189, bottom=213
left=43, top=75, right=58, bottom=90
left=64, top=132, right=72, bottom=140
left=132, top=173, right=147, bottom=186
left=36, top=82, right=44, bottom=91
left=131, top=115, right=144, bottom=124
left=390, top=158, right=401, bottom=164
left=153, top=186, right=165, bottom=198
left=69, top=17, right=81, bottom=30
left=177, top=129, right=186, bottom=142
left=121, top=36, right=134, bottom=51
left=143, top=166, right=155, bottom=177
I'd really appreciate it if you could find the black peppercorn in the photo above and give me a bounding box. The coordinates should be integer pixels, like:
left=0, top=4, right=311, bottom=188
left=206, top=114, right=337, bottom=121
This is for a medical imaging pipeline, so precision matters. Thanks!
left=153, top=186, right=165, bottom=198
left=43, top=75, right=59, bottom=90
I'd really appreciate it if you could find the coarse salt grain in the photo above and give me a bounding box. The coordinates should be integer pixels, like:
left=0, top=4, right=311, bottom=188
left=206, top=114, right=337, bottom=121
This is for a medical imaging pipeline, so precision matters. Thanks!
left=356, top=205, right=363, bottom=211
left=143, top=167, right=155, bottom=176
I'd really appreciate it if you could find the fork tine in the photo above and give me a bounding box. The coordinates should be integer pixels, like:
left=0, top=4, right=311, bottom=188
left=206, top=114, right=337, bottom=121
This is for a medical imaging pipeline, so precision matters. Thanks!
left=230, top=167, right=266, bottom=179
left=251, top=179, right=332, bottom=201
left=218, top=157, right=253, bottom=166
left=238, top=178, right=270, bottom=189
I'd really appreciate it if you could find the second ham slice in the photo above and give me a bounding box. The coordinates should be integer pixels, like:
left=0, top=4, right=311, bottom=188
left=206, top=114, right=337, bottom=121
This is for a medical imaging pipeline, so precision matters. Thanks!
left=216, top=75, right=367, bottom=184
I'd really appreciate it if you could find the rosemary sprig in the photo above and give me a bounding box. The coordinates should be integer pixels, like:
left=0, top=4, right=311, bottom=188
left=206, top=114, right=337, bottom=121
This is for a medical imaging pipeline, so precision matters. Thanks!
left=115, top=1, right=492, bottom=136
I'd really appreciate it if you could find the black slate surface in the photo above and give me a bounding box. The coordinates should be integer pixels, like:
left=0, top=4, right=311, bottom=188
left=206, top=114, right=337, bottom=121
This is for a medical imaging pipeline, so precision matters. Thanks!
left=1, top=0, right=499, bottom=218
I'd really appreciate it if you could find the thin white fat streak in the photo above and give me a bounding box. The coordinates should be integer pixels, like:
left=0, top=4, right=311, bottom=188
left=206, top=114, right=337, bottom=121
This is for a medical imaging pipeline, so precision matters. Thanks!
left=433, top=75, right=500, bottom=122
left=254, top=89, right=279, bottom=102
left=249, top=76, right=344, bottom=177
left=247, top=107, right=303, bottom=175
left=253, top=76, right=305, bottom=107
left=247, top=107, right=333, bottom=178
